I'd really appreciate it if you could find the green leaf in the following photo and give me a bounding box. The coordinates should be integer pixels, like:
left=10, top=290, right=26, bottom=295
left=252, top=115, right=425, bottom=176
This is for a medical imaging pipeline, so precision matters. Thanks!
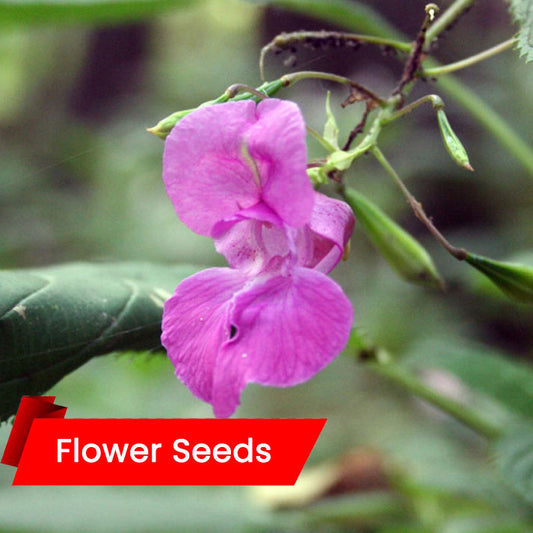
left=0, top=0, right=198, bottom=26
left=404, top=341, right=533, bottom=421
left=495, top=424, right=533, bottom=504
left=505, top=0, right=533, bottom=62
left=0, top=262, right=198, bottom=422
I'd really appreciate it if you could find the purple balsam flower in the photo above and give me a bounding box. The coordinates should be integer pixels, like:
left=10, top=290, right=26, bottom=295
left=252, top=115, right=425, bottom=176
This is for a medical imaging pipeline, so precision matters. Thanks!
left=161, top=99, right=354, bottom=417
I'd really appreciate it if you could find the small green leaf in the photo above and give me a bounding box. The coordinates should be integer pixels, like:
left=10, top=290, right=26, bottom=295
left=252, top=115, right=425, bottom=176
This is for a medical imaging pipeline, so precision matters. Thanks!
left=323, top=92, right=340, bottom=151
left=344, top=187, right=443, bottom=289
left=0, top=0, right=198, bottom=26
left=495, top=424, right=533, bottom=504
left=505, top=0, right=533, bottom=62
left=465, top=252, right=533, bottom=304
left=436, top=108, right=473, bottom=171
left=0, top=262, right=198, bottom=422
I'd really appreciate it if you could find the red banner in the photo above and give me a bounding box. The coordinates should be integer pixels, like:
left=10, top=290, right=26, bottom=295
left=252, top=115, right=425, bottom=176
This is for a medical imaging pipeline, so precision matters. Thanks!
left=2, top=397, right=325, bottom=486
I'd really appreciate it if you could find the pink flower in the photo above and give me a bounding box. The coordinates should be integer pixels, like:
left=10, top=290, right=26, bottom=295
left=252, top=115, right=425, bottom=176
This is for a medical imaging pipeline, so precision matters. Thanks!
left=161, top=99, right=354, bottom=417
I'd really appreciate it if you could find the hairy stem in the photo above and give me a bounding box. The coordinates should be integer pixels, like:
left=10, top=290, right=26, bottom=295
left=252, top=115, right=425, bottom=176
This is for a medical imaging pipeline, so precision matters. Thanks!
left=260, top=30, right=411, bottom=80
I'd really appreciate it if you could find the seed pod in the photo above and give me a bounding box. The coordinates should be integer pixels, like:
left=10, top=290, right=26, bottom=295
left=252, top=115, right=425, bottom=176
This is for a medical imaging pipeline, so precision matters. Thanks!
left=437, top=108, right=474, bottom=171
left=344, top=187, right=443, bottom=289
left=465, top=252, right=533, bottom=304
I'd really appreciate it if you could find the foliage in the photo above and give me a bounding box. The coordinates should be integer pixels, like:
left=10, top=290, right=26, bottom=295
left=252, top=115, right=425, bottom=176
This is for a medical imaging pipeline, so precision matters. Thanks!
left=0, top=262, right=197, bottom=422
left=506, top=0, right=533, bottom=61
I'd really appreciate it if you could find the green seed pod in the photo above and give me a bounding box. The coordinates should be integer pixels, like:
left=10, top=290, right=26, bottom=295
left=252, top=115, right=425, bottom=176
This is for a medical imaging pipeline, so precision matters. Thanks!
left=344, top=187, right=444, bottom=289
left=437, top=108, right=474, bottom=171
left=465, top=253, right=533, bottom=304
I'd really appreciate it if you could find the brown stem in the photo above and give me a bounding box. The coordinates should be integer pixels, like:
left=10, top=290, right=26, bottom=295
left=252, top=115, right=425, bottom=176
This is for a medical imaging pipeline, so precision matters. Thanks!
left=372, top=146, right=468, bottom=261
left=342, top=101, right=376, bottom=151
left=393, top=5, right=436, bottom=97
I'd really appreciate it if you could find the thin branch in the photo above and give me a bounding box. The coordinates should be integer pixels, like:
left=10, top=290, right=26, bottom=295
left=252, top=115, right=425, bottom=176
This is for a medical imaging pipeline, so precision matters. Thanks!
left=422, top=38, right=517, bottom=77
left=281, top=70, right=386, bottom=107
left=259, top=30, right=411, bottom=80
left=425, top=0, right=476, bottom=43
left=371, top=146, right=468, bottom=260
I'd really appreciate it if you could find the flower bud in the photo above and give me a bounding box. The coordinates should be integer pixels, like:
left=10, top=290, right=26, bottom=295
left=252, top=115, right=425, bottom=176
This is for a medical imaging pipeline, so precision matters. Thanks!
left=344, top=187, right=443, bottom=289
left=437, top=108, right=474, bottom=171
left=147, top=108, right=196, bottom=139
left=465, top=252, right=533, bottom=304
left=148, top=80, right=285, bottom=140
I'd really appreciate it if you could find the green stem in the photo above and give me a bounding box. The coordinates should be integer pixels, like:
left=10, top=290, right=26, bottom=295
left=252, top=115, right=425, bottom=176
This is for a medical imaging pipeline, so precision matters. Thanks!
left=281, top=70, right=386, bottom=106
left=306, top=125, right=337, bottom=153
left=425, top=0, right=476, bottom=43
left=423, top=38, right=517, bottom=76
left=367, top=359, right=503, bottom=439
left=382, top=94, right=444, bottom=124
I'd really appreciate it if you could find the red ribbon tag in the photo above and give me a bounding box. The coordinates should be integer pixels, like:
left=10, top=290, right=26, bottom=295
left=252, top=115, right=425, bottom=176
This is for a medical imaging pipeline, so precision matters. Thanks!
left=2, top=397, right=325, bottom=486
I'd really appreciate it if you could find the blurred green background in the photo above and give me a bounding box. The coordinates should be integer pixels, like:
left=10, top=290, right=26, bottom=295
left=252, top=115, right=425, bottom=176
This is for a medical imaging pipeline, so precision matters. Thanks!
left=1, top=0, right=532, bottom=531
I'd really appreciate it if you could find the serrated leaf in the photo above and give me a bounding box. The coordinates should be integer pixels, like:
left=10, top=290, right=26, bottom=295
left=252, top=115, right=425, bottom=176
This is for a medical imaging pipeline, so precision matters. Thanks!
left=0, top=262, right=198, bottom=422
left=506, top=0, right=533, bottom=62
left=404, top=341, right=533, bottom=421
left=0, top=0, right=197, bottom=26
left=495, top=424, right=533, bottom=504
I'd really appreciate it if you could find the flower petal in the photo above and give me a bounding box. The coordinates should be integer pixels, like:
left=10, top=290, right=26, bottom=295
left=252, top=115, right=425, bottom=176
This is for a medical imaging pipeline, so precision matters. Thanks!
left=211, top=202, right=290, bottom=275
left=163, top=99, right=314, bottom=236
left=211, top=268, right=353, bottom=417
left=297, top=192, right=356, bottom=273
left=161, top=267, right=248, bottom=404
left=246, top=99, right=315, bottom=228
left=163, top=101, right=261, bottom=235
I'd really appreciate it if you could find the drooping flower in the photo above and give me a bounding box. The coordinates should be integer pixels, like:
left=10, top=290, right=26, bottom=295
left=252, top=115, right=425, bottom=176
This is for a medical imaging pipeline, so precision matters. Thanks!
left=161, top=98, right=355, bottom=417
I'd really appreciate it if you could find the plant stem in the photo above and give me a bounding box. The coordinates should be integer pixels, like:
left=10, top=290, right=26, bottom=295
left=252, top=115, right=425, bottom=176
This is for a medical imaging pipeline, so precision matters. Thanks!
left=260, top=30, right=411, bottom=80
left=281, top=70, right=386, bottom=106
left=371, top=146, right=468, bottom=260
left=425, top=0, right=476, bottom=43
left=367, top=359, right=503, bottom=440
left=423, top=38, right=517, bottom=77
left=381, top=94, right=444, bottom=124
